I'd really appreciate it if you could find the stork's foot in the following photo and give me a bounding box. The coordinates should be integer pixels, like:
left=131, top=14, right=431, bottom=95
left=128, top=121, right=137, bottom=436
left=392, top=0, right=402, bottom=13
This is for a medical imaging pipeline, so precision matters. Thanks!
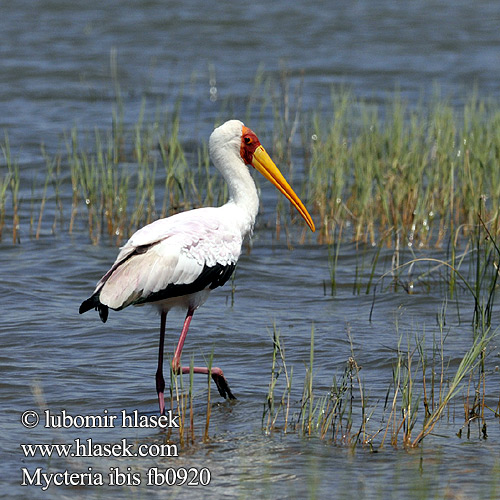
left=211, top=368, right=236, bottom=400
left=177, top=365, right=236, bottom=400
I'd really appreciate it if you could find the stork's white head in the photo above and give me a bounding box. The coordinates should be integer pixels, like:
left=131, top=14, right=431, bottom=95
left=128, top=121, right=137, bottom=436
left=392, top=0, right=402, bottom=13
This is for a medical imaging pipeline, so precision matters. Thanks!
left=209, top=120, right=245, bottom=166
left=209, top=120, right=315, bottom=232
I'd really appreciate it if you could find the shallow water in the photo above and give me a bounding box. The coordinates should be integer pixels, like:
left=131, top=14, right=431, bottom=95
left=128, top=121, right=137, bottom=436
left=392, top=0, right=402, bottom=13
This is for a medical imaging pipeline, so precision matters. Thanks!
left=2, top=1, right=500, bottom=499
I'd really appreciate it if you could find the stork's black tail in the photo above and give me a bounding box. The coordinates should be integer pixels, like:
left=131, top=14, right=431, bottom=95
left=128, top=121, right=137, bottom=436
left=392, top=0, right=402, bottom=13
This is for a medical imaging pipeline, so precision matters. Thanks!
left=79, top=294, right=109, bottom=323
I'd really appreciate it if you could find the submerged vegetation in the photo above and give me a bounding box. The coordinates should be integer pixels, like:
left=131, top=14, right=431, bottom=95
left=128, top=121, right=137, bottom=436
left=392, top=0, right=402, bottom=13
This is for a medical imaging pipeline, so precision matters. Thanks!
left=1, top=72, right=500, bottom=247
left=263, top=317, right=497, bottom=449
left=264, top=215, right=500, bottom=449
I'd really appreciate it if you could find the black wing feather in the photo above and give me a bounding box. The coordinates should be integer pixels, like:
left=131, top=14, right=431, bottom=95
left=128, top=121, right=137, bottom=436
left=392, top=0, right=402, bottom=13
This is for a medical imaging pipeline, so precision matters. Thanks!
left=134, top=262, right=236, bottom=305
left=79, top=262, right=235, bottom=320
left=79, top=294, right=109, bottom=323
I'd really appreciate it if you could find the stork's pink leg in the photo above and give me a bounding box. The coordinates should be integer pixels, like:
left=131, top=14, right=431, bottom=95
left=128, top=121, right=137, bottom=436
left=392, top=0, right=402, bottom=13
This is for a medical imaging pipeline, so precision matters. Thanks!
left=156, top=311, right=167, bottom=415
left=172, top=307, right=236, bottom=400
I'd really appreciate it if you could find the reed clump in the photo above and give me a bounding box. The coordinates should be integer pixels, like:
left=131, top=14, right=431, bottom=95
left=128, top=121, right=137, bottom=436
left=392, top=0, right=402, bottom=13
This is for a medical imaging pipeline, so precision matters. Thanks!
left=63, top=100, right=226, bottom=245
left=0, top=133, right=20, bottom=243
left=264, top=221, right=500, bottom=448
left=167, top=353, right=217, bottom=448
left=2, top=76, right=500, bottom=247
left=263, top=317, right=497, bottom=449
left=306, top=90, right=500, bottom=246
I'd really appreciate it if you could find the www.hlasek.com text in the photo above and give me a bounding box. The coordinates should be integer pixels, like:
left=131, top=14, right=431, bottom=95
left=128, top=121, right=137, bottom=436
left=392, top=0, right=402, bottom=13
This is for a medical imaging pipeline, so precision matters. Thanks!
left=21, top=437, right=178, bottom=459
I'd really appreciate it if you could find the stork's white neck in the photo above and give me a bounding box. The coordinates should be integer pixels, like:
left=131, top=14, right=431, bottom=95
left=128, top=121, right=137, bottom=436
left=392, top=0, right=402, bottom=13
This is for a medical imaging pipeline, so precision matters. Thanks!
left=209, top=121, right=260, bottom=237
left=214, top=150, right=259, bottom=236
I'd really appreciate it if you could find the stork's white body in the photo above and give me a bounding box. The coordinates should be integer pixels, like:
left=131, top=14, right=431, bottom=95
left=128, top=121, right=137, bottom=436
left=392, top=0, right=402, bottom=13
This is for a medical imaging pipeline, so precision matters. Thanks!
left=97, top=203, right=249, bottom=313
left=80, top=119, right=314, bottom=408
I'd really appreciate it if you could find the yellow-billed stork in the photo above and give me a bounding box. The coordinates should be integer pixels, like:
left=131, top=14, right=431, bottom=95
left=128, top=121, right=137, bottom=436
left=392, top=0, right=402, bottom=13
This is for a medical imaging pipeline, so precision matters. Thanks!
left=79, top=119, right=315, bottom=414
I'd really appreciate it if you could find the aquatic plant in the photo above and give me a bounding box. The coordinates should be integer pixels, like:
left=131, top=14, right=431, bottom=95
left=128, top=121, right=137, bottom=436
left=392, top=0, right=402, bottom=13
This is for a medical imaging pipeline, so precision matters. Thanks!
left=305, top=89, right=500, bottom=246
left=2, top=73, right=500, bottom=247
left=0, top=133, right=20, bottom=243
left=0, top=147, right=10, bottom=239
left=264, top=218, right=500, bottom=448
left=263, top=313, right=497, bottom=449
left=167, top=352, right=215, bottom=447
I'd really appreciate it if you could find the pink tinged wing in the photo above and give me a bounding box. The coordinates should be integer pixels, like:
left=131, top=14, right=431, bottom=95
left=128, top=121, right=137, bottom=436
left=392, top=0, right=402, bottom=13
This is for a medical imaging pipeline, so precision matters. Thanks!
left=99, top=241, right=203, bottom=310
left=96, top=208, right=243, bottom=310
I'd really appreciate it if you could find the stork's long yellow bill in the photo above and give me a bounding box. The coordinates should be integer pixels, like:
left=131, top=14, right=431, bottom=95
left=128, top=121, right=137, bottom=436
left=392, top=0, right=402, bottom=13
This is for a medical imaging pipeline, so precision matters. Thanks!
left=251, top=145, right=315, bottom=232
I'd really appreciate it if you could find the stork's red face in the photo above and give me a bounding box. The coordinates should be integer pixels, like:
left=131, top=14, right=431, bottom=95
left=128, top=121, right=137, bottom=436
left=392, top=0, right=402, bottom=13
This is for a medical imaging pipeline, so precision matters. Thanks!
left=240, top=125, right=315, bottom=232
left=240, top=127, right=261, bottom=165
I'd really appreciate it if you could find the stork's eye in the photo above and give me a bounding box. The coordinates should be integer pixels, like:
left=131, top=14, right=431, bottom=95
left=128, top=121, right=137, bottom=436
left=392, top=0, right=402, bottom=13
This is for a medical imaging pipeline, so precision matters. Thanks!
left=244, top=136, right=252, bottom=145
